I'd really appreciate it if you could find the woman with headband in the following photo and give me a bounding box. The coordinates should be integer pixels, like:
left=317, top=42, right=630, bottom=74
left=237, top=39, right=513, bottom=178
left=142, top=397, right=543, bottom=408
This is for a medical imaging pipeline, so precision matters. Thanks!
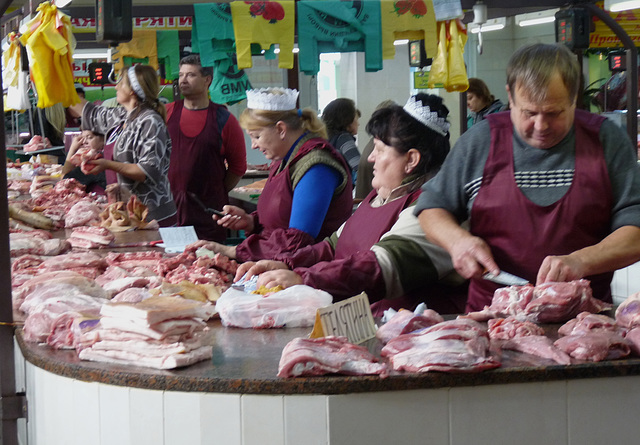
left=69, top=65, right=177, bottom=226
left=188, top=87, right=353, bottom=261
left=232, top=94, right=468, bottom=316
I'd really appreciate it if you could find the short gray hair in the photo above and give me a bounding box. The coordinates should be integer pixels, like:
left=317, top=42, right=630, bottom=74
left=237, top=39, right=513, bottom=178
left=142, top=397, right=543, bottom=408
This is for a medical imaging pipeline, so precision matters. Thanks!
left=179, top=54, right=213, bottom=78
left=506, top=43, right=580, bottom=104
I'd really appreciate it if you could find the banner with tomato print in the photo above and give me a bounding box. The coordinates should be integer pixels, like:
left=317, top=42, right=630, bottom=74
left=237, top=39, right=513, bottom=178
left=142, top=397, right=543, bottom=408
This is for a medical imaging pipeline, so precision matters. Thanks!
left=380, top=0, right=438, bottom=60
left=230, top=1, right=295, bottom=69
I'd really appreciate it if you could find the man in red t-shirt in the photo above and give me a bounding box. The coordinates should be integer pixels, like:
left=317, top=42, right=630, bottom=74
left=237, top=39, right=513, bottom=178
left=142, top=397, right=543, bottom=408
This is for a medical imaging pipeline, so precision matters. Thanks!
left=166, top=54, right=247, bottom=242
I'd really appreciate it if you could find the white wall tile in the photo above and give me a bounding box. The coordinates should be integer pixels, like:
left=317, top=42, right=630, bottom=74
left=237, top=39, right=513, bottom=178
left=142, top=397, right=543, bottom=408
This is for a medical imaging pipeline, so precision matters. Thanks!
left=612, top=268, right=628, bottom=304
left=165, top=391, right=202, bottom=445
left=14, top=338, right=26, bottom=392
left=450, top=381, right=567, bottom=445
left=99, top=384, right=131, bottom=445
left=26, top=363, right=41, bottom=445
left=241, top=395, right=284, bottom=445
left=328, top=389, right=449, bottom=445
left=284, top=395, right=328, bottom=445
left=568, top=376, right=640, bottom=445
left=72, top=379, right=101, bottom=445
left=130, top=387, right=164, bottom=445
left=200, top=393, right=242, bottom=445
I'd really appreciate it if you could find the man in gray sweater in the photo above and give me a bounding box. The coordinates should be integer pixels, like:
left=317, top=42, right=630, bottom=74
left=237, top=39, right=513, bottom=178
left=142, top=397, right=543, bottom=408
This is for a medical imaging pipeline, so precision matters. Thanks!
left=414, top=43, right=640, bottom=312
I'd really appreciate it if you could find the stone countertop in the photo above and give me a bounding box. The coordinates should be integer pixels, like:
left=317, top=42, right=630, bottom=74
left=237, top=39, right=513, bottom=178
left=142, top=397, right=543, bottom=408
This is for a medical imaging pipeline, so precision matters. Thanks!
left=15, top=320, right=640, bottom=395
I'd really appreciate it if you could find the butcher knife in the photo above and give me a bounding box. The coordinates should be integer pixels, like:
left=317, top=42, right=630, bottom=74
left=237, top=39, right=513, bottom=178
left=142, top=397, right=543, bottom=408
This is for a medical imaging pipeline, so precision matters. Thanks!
left=482, top=270, right=529, bottom=286
left=188, top=192, right=226, bottom=217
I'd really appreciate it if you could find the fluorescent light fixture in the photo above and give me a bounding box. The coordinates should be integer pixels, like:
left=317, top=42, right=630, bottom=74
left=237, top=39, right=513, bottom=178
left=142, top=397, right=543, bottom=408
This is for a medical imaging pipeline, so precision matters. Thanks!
left=394, top=39, right=409, bottom=46
left=604, top=0, right=640, bottom=11
left=468, top=17, right=506, bottom=33
left=273, top=45, right=299, bottom=54
left=72, top=48, right=109, bottom=60
left=516, top=9, right=559, bottom=27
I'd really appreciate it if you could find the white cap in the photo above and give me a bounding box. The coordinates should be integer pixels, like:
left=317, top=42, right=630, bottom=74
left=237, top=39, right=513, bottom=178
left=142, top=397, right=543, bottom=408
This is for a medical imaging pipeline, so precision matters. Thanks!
left=246, top=87, right=299, bottom=111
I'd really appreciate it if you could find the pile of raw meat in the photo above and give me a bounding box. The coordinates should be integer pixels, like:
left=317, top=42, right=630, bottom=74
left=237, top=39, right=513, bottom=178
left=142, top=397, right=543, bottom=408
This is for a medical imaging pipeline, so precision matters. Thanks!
left=12, top=248, right=238, bottom=369
left=277, top=280, right=640, bottom=378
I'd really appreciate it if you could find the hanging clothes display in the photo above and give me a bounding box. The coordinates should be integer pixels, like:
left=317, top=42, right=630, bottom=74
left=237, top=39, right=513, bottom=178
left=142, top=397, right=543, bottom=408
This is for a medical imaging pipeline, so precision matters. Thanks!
left=19, top=2, right=79, bottom=108
left=193, top=2, right=251, bottom=104
left=380, top=0, right=437, bottom=61
left=113, top=30, right=158, bottom=72
left=296, top=0, right=382, bottom=75
left=3, top=32, right=30, bottom=111
left=230, top=0, right=295, bottom=69
left=157, top=31, right=180, bottom=81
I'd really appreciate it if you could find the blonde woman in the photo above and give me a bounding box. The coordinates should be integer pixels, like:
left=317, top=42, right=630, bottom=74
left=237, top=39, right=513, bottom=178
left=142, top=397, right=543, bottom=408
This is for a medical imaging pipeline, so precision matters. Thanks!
left=189, top=87, right=353, bottom=262
left=70, top=65, right=176, bottom=226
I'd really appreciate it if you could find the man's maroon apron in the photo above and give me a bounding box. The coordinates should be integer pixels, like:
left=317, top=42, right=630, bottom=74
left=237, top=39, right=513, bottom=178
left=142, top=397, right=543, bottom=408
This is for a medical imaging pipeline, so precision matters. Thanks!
left=167, top=101, right=227, bottom=242
left=467, top=110, right=613, bottom=312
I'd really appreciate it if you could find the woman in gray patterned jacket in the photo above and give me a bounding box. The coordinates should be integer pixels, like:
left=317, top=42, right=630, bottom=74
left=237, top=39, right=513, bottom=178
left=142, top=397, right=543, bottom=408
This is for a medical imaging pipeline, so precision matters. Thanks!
left=72, top=64, right=177, bottom=226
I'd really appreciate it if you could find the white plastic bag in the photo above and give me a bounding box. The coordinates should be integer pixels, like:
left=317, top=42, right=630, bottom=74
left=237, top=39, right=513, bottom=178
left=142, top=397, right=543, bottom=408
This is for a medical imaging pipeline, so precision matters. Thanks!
left=216, top=285, right=333, bottom=329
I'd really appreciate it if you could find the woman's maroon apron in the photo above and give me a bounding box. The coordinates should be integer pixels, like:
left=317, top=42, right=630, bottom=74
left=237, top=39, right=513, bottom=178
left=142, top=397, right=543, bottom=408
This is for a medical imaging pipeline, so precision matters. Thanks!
left=467, top=110, right=613, bottom=312
left=167, top=101, right=227, bottom=242
left=255, top=136, right=353, bottom=240
left=337, top=189, right=467, bottom=316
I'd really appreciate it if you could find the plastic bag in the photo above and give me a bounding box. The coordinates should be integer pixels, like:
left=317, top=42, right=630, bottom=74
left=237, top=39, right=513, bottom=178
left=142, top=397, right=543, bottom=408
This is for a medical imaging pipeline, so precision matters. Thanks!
left=427, top=21, right=448, bottom=89
left=216, top=284, right=333, bottom=328
left=445, top=19, right=468, bottom=92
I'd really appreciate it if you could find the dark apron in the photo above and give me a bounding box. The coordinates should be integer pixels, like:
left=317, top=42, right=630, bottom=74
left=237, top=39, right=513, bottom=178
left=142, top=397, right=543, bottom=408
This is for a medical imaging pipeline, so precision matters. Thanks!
left=467, top=110, right=613, bottom=311
left=167, top=101, right=227, bottom=242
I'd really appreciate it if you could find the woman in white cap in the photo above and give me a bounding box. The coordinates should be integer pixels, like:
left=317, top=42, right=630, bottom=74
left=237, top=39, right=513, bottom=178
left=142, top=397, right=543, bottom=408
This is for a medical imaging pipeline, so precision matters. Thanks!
left=189, top=87, right=353, bottom=262
left=69, top=65, right=177, bottom=226
left=234, top=94, right=468, bottom=316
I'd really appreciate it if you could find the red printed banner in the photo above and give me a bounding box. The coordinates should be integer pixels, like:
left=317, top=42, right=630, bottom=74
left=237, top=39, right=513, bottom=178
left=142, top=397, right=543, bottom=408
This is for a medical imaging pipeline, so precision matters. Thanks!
left=71, top=16, right=193, bottom=33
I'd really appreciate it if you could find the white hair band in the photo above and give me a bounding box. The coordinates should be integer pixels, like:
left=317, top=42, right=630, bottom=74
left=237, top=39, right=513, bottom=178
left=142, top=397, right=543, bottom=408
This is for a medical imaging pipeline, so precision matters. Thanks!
left=127, top=66, right=146, bottom=101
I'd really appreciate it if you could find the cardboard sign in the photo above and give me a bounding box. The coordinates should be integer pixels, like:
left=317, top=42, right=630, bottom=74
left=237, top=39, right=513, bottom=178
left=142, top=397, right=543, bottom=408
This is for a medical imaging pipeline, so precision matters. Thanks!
left=158, top=226, right=199, bottom=253
left=309, top=293, right=377, bottom=344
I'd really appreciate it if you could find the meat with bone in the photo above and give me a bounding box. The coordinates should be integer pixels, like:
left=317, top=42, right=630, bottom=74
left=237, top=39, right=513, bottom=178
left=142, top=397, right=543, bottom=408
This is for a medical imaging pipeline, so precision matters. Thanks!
left=466, top=280, right=611, bottom=324
left=554, top=332, right=631, bottom=362
left=375, top=308, right=444, bottom=344
left=615, top=292, right=640, bottom=329
left=64, top=201, right=104, bottom=228
left=380, top=319, right=500, bottom=373
left=67, top=226, right=115, bottom=248
left=101, top=277, right=151, bottom=299
left=277, top=336, right=388, bottom=378
left=557, top=312, right=622, bottom=337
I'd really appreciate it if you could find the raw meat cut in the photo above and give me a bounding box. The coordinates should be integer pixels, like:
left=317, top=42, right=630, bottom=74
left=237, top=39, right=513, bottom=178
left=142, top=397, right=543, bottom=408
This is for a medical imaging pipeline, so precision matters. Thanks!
left=38, top=251, right=107, bottom=272
left=501, top=336, right=572, bottom=365
left=78, top=345, right=213, bottom=370
left=13, top=271, right=107, bottom=310
left=99, top=295, right=217, bottom=325
left=554, top=332, right=631, bottom=362
left=615, top=292, right=640, bottom=329
left=466, top=280, right=611, bottom=323
left=277, top=336, right=388, bottom=378
left=381, top=319, right=500, bottom=373
left=65, top=201, right=104, bottom=228
left=557, top=312, right=621, bottom=337
left=487, top=317, right=545, bottom=340
left=623, top=327, right=640, bottom=356
left=376, top=308, right=444, bottom=344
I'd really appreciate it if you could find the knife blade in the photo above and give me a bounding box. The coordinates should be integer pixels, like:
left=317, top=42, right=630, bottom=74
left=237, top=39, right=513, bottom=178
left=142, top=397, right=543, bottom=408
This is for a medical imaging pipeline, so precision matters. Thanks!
left=482, top=270, right=529, bottom=286
left=188, top=192, right=226, bottom=217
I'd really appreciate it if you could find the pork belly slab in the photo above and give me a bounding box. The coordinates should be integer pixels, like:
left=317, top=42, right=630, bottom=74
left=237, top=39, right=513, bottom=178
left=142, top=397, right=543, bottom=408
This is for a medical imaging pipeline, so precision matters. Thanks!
left=375, top=309, right=444, bottom=344
left=277, top=336, right=387, bottom=378
left=78, top=345, right=213, bottom=370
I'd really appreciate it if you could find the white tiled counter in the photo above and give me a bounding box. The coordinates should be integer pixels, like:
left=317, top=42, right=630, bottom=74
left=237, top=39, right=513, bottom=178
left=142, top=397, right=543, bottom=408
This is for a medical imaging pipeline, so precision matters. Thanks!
left=14, top=317, right=640, bottom=445
left=611, top=261, right=640, bottom=305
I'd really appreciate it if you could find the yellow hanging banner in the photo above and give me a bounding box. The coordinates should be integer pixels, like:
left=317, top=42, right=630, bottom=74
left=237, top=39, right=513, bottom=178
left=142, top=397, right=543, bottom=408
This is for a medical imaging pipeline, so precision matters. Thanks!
left=590, top=1, right=640, bottom=48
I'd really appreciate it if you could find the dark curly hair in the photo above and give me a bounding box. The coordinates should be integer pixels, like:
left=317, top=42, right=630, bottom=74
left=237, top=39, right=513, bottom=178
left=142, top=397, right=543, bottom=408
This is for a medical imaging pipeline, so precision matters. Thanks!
left=365, top=93, right=450, bottom=176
